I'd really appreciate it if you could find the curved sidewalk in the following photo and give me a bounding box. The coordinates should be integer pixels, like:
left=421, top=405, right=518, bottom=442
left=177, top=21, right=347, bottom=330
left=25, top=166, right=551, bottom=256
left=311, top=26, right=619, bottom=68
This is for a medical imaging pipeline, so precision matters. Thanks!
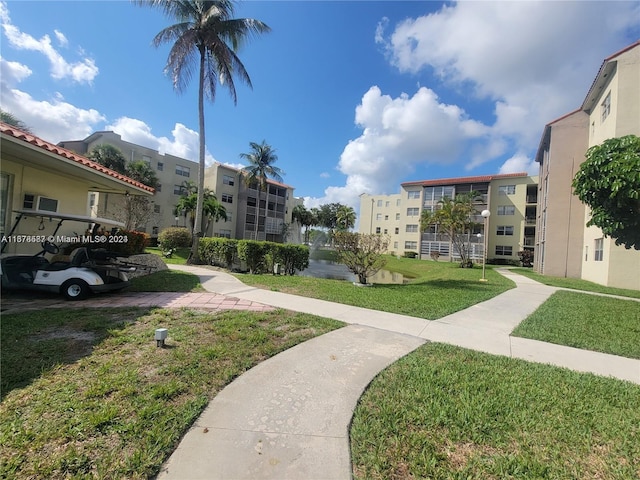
left=157, top=265, right=640, bottom=480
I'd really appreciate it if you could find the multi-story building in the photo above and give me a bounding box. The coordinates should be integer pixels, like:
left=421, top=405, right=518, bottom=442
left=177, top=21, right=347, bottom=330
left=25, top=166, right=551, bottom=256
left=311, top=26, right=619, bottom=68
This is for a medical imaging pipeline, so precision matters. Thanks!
left=203, top=162, right=299, bottom=243
left=360, top=173, right=538, bottom=263
left=59, top=132, right=299, bottom=243
left=535, top=40, right=639, bottom=290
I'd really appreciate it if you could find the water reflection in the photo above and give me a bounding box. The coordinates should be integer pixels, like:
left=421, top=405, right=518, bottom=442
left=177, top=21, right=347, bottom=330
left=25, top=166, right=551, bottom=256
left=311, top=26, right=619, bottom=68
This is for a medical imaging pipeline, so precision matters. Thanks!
left=299, top=260, right=406, bottom=285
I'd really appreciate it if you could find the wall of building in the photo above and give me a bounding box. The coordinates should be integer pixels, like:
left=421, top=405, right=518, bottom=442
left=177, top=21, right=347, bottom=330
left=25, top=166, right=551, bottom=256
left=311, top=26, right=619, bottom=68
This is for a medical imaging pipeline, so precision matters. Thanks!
left=535, top=111, right=589, bottom=278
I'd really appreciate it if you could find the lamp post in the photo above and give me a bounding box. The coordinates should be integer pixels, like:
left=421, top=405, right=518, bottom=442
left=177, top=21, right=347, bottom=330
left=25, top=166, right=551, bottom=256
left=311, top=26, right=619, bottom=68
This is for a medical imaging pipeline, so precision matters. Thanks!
left=480, top=209, right=491, bottom=282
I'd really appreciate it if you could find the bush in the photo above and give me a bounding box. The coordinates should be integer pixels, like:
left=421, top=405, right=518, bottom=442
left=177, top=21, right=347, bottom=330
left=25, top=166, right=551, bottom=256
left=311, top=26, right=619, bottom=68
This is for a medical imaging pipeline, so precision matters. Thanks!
left=404, top=251, right=418, bottom=258
left=61, top=230, right=148, bottom=256
left=158, top=227, right=191, bottom=253
left=237, top=240, right=268, bottom=274
left=518, top=250, right=534, bottom=267
left=269, top=243, right=309, bottom=275
left=430, top=251, right=440, bottom=261
left=199, top=237, right=238, bottom=269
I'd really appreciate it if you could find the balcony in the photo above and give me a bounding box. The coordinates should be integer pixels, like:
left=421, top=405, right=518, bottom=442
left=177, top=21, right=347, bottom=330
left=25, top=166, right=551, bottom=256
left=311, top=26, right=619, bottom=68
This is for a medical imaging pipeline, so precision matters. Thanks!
left=525, top=217, right=536, bottom=225
left=526, top=195, right=538, bottom=204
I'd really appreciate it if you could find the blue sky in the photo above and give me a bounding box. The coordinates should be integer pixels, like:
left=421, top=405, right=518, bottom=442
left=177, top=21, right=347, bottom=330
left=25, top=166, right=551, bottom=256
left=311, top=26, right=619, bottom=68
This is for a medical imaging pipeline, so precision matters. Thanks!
left=1, top=1, right=639, bottom=211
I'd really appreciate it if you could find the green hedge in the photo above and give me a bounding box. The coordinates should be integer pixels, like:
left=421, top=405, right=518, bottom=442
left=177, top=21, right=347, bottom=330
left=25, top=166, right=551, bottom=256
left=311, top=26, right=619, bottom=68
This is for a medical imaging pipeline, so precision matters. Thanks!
left=158, top=227, right=192, bottom=252
left=199, top=238, right=309, bottom=275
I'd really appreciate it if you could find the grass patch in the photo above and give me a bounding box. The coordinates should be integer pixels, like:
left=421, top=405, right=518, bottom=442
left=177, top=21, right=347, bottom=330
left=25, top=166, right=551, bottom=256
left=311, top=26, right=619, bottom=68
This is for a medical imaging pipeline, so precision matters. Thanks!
left=237, top=258, right=514, bottom=320
left=0, top=308, right=342, bottom=478
left=128, top=269, right=204, bottom=292
left=145, top=246, right=191, bottom=265
left=511, top=268, right=640, bottom=299
left=351, top=343, right=640, bottom=480
left=512, top=291, right=640, bottom=359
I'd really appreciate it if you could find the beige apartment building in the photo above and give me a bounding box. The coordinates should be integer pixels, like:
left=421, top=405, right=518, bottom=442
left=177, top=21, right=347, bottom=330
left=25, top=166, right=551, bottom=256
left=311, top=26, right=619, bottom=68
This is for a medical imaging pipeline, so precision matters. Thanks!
left=59, top=132, right=299, bottom=243
left=360, top=173, right=538, bottom=263
left=535, top=40, right=639, bottom=290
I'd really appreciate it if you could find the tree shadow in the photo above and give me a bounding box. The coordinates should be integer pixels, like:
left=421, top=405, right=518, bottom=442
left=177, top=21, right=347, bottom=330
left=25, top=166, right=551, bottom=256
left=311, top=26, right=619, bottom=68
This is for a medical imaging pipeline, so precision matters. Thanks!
left=0, top=307, right=153, bottom=400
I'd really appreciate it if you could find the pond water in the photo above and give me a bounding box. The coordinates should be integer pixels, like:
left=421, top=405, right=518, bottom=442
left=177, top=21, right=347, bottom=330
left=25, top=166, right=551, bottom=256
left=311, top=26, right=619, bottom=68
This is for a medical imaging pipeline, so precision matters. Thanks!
left=299, top=260, right=406, bottom=285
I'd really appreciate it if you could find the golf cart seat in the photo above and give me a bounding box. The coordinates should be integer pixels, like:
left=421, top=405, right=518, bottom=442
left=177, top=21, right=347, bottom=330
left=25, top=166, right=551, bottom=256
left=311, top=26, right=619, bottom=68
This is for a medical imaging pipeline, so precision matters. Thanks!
left=42, top=247, right=90, bottom=271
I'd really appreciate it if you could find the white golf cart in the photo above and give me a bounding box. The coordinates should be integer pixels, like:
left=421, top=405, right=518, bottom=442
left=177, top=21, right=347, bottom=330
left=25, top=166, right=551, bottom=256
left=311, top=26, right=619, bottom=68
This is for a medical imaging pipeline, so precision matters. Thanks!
left=1, top=210, right=137, bottom=300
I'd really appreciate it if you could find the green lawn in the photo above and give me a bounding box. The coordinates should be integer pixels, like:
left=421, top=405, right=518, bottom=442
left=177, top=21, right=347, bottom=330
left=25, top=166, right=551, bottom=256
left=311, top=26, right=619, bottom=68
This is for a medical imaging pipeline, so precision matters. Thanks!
left=351, top=343, right=640, bottom=480
left=237, top=257, right=515, bottom=320
left=145, top=246, right=190, bottom=265
left=0, top=307, right=342, bottom=478
left=512, top=290, right=640, bottom=359
left=511, top=268, right=640, bottom=299
left=128, top=269, right=204, bottom=292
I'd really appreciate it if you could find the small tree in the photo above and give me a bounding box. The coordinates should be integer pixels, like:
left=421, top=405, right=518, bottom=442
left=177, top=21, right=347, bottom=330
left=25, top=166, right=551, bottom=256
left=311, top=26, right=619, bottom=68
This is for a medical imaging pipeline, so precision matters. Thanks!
left=420, top=192, right=480, bottom=267
left=333, top=232, right=390, bottom=285
left=572, top=135, right=640, bottom=250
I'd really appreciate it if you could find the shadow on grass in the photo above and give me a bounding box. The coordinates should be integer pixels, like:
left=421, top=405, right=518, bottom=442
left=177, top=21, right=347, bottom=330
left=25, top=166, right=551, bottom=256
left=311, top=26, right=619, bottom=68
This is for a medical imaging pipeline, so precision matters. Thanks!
left=128, top=269, right=203, bottom=292
left=0, top=307, right=151, bottom=400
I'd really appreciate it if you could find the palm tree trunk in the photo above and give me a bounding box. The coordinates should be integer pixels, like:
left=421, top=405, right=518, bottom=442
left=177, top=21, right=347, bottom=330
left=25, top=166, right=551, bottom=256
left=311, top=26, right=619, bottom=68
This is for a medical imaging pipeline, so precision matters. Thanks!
left=188, top=48, right=206, bottom=264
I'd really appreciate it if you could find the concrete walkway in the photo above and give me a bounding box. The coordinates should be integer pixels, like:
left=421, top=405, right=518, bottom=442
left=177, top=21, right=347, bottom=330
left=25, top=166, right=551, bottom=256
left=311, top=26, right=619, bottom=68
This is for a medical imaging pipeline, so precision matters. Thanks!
left=157, top=265, right=640, bottom=480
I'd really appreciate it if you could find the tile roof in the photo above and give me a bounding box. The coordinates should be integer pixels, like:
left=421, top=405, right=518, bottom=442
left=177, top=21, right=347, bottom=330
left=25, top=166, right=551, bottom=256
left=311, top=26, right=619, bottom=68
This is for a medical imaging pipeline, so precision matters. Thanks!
left=0, top=122, right=155, bottom=193
left=401, top=172, right=529, bottom=187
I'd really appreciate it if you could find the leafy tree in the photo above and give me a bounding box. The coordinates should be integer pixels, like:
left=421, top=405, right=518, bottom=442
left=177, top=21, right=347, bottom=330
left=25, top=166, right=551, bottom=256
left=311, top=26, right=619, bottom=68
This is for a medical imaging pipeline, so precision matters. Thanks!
left=88, top=144, right=127, bottom=174
left=335, top=204, right=356, bottom=231
left=139, top=0, right=270, bottom=263
left=333, top=232, right=390, bottom=285
left=175, top=187, right=227, bottom=235
left=420, top=192, right=480, bottom=267
left=572, top=135, right=640, bottom=250
left=1, top=110, right=32, bottom=133
left=240, top=140, right=284, bottom=240
left=126, top=160, right=159, bottom=188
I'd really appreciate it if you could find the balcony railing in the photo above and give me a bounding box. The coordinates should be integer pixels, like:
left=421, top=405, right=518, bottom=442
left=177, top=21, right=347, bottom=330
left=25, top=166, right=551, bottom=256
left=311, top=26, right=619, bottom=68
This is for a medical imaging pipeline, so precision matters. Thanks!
left=526, top=195, right=538, bottom=204
left=525, top=217, right=536, bottom=225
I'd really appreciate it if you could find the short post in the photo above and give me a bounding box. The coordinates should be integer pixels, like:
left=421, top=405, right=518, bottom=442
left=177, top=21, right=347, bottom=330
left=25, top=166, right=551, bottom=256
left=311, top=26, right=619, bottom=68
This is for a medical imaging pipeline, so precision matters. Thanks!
left=155, top=328, right=168, bottom=348
left=480, top=209, right=491, bottom=282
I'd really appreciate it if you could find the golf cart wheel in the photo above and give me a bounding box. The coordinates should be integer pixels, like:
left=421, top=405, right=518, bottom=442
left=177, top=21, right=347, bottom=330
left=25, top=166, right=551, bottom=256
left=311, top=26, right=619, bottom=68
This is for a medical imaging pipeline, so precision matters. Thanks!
left=61, top=279, right=89, bottom=301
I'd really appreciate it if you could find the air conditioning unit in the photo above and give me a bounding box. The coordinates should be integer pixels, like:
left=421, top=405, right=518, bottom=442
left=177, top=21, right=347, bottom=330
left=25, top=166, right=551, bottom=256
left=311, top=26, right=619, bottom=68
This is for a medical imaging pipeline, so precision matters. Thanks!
left=36, top=195, right=59, bottom=212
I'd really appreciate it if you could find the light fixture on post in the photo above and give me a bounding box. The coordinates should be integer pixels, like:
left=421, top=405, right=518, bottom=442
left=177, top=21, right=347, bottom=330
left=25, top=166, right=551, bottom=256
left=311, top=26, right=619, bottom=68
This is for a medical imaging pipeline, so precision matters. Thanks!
left=480, top=209, right=491, bottom=282
left=174, top=216, right=179, bottom=227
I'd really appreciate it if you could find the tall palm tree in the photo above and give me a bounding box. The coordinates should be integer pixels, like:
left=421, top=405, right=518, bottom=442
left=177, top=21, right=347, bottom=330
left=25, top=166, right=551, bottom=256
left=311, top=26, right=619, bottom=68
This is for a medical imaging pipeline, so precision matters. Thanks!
left=336, top=204, right=356, bottom=231
left=138, top=0, right=270, bottom=263
left=240, top=140, right=284, bottom=240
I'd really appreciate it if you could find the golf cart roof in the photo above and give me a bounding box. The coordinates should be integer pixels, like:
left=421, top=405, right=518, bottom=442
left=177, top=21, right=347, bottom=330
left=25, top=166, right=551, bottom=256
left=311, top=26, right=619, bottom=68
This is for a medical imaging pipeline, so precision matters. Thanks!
left=12, top=209, right=126, bottom=227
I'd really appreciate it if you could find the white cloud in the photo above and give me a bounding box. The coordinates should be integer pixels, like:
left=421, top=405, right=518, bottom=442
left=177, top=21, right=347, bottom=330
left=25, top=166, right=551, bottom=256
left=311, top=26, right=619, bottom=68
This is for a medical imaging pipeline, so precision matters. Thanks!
left=378, top=1, right=639, bottom=148
left=54, top=29, right=68, bottom=48
left=0, top=1, right=98, bottom=84
left=0, top=57, right=104, bottom=141
left=306, top=85, right=492, bottom=209
left=106, top=117, right=218, bottom=166
left=499, top=153, right=538, bottom=177
left=319, top=172, right=330, bottom=179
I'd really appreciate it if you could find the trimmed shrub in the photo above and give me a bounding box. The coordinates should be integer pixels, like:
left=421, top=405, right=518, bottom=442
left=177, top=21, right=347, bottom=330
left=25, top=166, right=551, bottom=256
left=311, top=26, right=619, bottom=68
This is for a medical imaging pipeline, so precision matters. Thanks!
left=158, top=227, right=191, bottom=253
left=269, top=243, right=309, bottom=275
left=404, top=251, right=418, bottom=258
left=199, top=237, right=238, bottom=269
left=237, top=240, right=268, bottom=274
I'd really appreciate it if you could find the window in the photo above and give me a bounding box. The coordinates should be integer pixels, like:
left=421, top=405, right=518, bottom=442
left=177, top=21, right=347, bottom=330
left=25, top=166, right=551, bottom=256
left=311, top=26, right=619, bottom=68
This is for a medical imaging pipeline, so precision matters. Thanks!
left=396, top=199, right=401, bottom=207
left=377, top=200, right=383, bottom=207
left=496, top=225, right=514, bottom=236
left=218, top=229, right=231, bottom=239
left=175, top=165, right=191, bottom=177
left=498, top=185, right=516, bottom=195
left=594, top=238, right=604, bottom=261
left=375, top=227, right=381, bottom=234
left=404, top=241, right=417, bottom=249
left=395, top=227, right=399, bottom=234
left=407, top=190, right=420, bottom=199
left=142, top=155, right=151, bottom=165
left=152, top=226, right=159, bottom=235
left=174, top=185, right=184, bottom=195
left=497, top=205, right=515, bottom=215
left=495, top=245, right=513, bottom=256
left=406, top=224, right=419, bottom=233
left=221, top=194, right=233, bottom=204
left=154, top=204, right=161, bottom=214
left=157, top=162, right=164, bottom=171
left=156, top=184, right=162, bottom=192
left=0, top=173, right=10, bottom=235
left=394, top=241, right=398, bottom=249
left=225, top=212, right=232, bottom=223
left=23, top=193, right=35, bottom=209
left=407, top=207, right=419, bottom=216
left=384, top=229, right=388, bottom=234
left=384, top=215, right=389, bottom=221
left=396, top=213, right=400, bottom=220
left=376, top=213, right=382, bottom=221
left=601, top=91, right=611, bottom=122
left=385, top=201, right=390, bottom=207
left=223, top=174, right=235, bottom=186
